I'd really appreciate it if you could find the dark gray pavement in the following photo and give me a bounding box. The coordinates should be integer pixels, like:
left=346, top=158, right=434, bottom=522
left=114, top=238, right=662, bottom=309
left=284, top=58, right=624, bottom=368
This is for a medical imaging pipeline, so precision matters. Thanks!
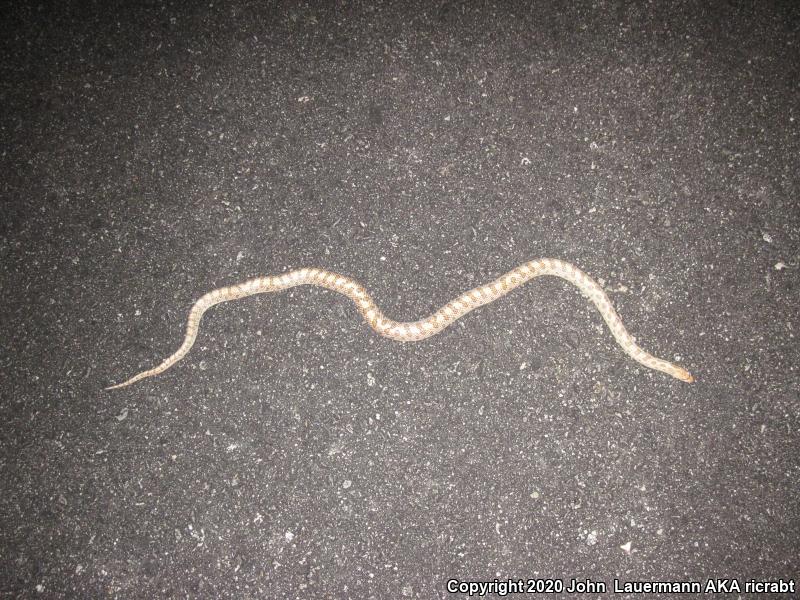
left=2, top=1, right=798, bottom=598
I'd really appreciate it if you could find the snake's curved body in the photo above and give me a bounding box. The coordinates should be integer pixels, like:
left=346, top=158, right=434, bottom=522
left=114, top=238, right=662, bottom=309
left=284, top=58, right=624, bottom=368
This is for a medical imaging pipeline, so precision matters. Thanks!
left=106, top=258, right=693, bottom=389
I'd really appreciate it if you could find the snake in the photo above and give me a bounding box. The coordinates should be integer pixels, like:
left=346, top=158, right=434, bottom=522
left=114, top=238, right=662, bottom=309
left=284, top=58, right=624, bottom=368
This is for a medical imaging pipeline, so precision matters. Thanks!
left=106, top=258, right=694, bottom=390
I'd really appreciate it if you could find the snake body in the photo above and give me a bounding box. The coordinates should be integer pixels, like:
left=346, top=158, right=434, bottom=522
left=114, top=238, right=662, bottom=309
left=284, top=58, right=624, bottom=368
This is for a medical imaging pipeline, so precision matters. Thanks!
left=106, top=258, right=693, bottom=389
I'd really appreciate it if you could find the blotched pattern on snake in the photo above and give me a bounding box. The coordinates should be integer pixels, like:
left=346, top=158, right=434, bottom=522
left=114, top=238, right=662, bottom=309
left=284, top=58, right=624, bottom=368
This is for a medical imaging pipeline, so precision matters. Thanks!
left=106, top=258, right=694, bottom=389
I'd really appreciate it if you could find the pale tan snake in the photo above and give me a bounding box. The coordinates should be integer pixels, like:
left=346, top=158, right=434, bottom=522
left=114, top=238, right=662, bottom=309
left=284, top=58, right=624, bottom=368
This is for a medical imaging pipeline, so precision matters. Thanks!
left=106, top=258, right=694, bottom=389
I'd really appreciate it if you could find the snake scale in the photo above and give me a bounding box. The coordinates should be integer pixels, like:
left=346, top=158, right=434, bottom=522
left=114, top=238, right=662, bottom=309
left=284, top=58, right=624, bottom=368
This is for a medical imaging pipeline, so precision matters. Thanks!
left=106, top=258, right=693, bottom=389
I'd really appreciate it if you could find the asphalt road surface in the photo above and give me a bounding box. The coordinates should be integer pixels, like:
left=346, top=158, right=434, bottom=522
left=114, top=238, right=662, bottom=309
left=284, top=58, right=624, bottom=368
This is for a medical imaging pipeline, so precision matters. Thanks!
left=2, top=2, right=798, bottom=598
